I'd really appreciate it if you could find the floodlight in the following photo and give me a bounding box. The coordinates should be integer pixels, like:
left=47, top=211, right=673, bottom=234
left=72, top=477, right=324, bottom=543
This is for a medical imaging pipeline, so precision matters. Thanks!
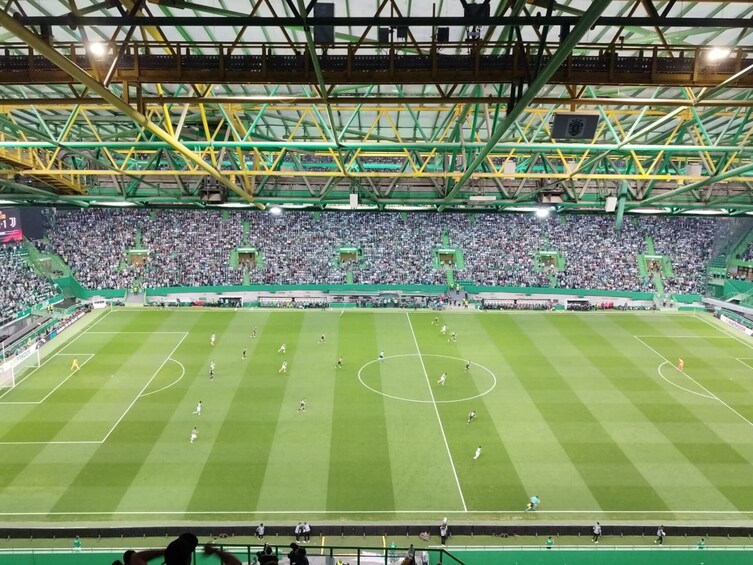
left=707, top=47, right=731, bottom=62
left=535, top=207, right=551, bottom=219
left=269, top=206, right=283, bottom=215
left=88, top=42, right=107, bottom=56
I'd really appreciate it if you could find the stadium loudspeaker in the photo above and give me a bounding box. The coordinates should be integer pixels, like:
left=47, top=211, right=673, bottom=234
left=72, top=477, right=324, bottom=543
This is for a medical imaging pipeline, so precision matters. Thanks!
left=378, top=27, right=390, bottom=44
left=349, top=193, right=359, bottom=209
left=397, top=26, right=408, bottom=39
left=605, top=195, right=618, bottom=212
left=437, top=27, right=450, bottom=43
left=313, top=3, right=335, bottom=44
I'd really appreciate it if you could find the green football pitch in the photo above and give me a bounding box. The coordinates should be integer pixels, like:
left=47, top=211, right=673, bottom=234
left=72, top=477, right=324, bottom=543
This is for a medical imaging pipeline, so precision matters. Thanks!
left=2, top=308, right=753, bottom=525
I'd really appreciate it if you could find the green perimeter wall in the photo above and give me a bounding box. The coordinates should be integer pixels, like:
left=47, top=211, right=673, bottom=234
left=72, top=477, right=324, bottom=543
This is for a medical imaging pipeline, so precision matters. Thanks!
left=53, top=276, right=127, bottom=300
left=14, top=294, right=63, bottom=320
left=50, top=276, right=704, bottom=304
left=440, top=549, right=752, bottom=565
left=4, top=548, right=751, bottom=565
left=145, top=284, right=667, bottom=301
left=0, top=552, right=240, bottom=565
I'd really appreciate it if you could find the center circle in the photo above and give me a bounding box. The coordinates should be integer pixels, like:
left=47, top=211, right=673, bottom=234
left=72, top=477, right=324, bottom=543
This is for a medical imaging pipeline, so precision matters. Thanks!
left=357, top=354, right=497, bottom=404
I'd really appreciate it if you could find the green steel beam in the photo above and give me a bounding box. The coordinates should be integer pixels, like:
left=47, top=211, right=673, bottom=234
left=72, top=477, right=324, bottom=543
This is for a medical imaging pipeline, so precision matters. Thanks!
left=438, top=0, right=614, bottom=210
left=295, top=0, right=340, bottom=147
left=7, top=141, right=753, bottom=153
left=0, top=9, right=261, bottom=207
left=631, top=161, right=753, bottom=208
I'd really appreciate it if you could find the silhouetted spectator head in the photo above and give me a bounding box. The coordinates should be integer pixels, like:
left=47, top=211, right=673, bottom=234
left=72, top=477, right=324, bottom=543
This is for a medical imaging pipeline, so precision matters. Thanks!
left=164, top=533, right=199, bottom=565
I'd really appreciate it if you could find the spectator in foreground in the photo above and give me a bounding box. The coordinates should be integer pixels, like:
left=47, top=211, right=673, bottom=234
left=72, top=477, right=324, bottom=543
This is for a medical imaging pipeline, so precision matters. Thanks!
left=203, top=544, right=243, bottom=565
left=113, top=548, right=165, bottom=565
left=113, top=535, right=241, bottom=565
left=256, top=543, right=279, bottom=564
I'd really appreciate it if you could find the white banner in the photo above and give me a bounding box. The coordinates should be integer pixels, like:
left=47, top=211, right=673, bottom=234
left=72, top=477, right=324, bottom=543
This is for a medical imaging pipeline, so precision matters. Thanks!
left=720, top=314, right=753, bottom=336
left=1, top=342, right=38, bottom=372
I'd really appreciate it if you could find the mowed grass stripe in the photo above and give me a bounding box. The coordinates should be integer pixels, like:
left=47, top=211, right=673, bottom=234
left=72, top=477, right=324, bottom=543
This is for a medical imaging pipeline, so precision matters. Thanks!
left=8, top=310, right=753, bottom=521
left=220, top=312, right=303, bottom=510
left=440, top=313, right=598, bottom=512
left=547, top=315, right=738, bottom=513
left=328, top=313, right=397, bottom=512
left=409, top=313, right=528, bottom=511
left=178, top=312, right=269, bottom=512
left=641, top=335, right=753, bottom=412
left=0, top=332, right=169, bottom=442
left=256, top=312, right=340, bottom=511
left=489, top=314, right=669, bottom=512
left=0, top=313, right=120, bottom=513
left=48, top=312, right=213, bottom=514
left=383, top=314, right=465, bottom=511
left=589, top=314, right=753, bottom=511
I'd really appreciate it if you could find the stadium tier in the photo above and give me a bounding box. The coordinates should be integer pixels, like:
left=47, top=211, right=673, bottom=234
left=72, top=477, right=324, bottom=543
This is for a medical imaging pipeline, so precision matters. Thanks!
left=0, top=244, right=59, bottom=325
left=35, top=209, right=718, bottom=293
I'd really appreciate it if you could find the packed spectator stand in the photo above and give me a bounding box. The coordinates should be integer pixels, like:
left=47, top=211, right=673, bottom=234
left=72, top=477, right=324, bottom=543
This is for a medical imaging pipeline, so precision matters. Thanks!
left=644, top=217, right=716, bottom=295
left=0, top=243, right=59, bottom=324
left=19, top=210, right=719, bottom=304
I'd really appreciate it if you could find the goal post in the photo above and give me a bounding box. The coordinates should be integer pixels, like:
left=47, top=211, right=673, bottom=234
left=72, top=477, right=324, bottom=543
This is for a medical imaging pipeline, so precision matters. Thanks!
left=0, top=343, right=41, bottom=389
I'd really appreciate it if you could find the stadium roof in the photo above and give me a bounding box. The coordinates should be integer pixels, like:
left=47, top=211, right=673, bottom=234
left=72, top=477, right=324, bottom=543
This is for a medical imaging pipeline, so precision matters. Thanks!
left=0, top=0, right=753, bottom=221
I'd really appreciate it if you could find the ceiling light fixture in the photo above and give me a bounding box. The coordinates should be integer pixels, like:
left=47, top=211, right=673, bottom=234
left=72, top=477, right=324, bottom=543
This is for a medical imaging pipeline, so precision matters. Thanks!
left=88, top=42, right=107, bottom=57
left=707, top=47, right=731, bottom=62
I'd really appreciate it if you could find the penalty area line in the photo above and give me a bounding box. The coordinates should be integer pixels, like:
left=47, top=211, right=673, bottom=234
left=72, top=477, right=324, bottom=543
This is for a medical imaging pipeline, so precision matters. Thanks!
left=635, top=335, right=753, bottom=430
left=100, top=332, right=189, bottom=443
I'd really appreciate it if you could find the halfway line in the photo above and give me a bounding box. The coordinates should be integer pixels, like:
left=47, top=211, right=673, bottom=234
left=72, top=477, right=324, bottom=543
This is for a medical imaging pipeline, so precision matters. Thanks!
left=405, top=313, right=467, bottom=512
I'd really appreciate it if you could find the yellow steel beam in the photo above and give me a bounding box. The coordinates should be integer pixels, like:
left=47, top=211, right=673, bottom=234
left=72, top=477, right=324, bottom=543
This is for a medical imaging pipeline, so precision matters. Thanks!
left=0, top=10, right=259, bottom=206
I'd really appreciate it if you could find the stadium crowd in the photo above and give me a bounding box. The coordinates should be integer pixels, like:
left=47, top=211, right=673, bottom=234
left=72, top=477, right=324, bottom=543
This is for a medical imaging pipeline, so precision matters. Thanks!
left=642, top=217, right=716, bottom=295
left=0, top=244, right=59, bottom=323
left=41, top=208, right=146, bottom=290
left=141, top=210, right=243, bottom=287
left=34, top=209, right=718, bottom=296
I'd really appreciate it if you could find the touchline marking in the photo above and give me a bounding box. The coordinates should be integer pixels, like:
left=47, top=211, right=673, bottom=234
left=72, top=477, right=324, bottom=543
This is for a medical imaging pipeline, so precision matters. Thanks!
left=0, top=509, right=750, bottom=516
left=0, top=441, right=102, bottom=446
left=101, top=332, right=189, bottom=443
left=405, top=313, right=467, bottom=512
left=634, top=335, right=733, bottom=339
left=86, top=332, right=186, bottom=335
left=42, top=309, right=113, bottom=358
left=634, top=335, right=753, bottom=429
left=694, top=312, right=753, bottom=352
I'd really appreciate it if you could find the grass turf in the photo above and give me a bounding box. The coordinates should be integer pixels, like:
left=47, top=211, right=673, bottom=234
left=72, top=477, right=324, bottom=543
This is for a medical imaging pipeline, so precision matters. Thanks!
left=1, top=309, right=753, bottom=525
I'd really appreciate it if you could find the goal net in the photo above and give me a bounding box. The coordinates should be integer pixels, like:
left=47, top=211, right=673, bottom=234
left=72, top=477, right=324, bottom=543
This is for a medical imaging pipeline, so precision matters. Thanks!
left=0, top=344, right=41, bottom=388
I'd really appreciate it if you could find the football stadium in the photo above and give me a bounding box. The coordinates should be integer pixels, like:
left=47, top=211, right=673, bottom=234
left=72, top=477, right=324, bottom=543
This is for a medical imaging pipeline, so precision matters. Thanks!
left=2, top=1, right=753, bottom=564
